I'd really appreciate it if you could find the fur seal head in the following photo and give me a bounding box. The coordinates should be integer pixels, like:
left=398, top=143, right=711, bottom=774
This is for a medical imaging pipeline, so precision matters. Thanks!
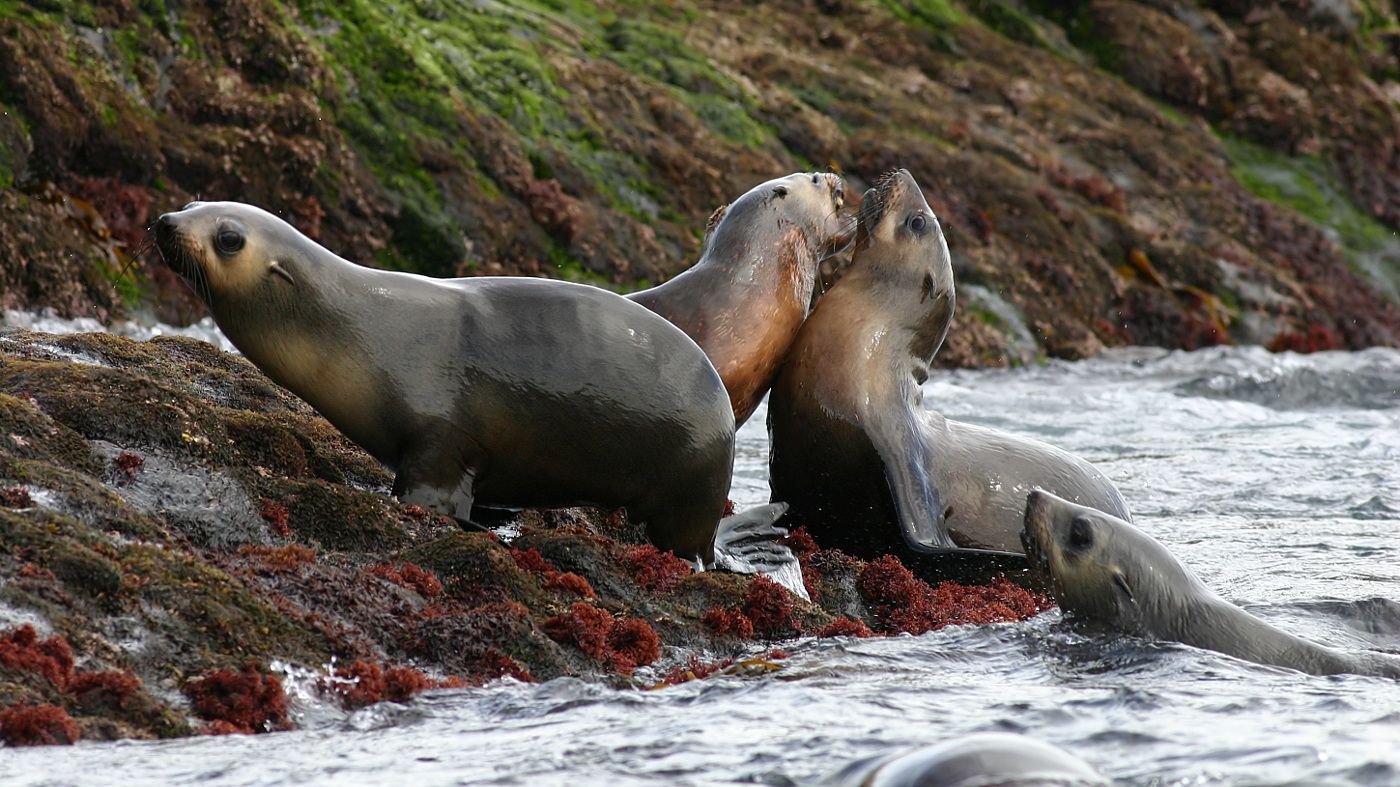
left=1022, top=489, right=1202, bottom=631
left=154, top=201, right=308, bottom=319
left=852, top=168, right=956, bottom=380
left=702, top=171, right=850, bottom=262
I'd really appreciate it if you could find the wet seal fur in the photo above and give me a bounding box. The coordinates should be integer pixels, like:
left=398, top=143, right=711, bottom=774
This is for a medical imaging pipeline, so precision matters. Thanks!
left=814, top=732, right=1108, bottom=787
left=153, top=201, right=805, bottom=595
left=1022, top=489, right=1400, bottom=678
left=767, top=170, right=1129, bottom=580
left=629, top=172, right=852, bottom=427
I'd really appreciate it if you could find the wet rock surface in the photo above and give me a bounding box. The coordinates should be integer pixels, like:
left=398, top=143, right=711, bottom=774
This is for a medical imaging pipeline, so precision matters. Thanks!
left=1, top=0, right=1397, bottom=363
left=0, top=331, right=1048, bottom=744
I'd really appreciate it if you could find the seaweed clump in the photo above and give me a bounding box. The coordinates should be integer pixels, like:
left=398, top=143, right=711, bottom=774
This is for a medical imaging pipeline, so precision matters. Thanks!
left=543, top=604, right=661, bottom=674
left=858, top=556, right=1052, bottom=634
left=184, top=666, right=291, bottom=735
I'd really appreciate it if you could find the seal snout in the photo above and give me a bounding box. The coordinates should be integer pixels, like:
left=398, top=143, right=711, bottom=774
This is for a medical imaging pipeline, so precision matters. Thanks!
left=152, top=211, right=201, bottom=285
left=1021, top=489, right=1053, bottom=570
left=153, top=212, right=181, bottom=248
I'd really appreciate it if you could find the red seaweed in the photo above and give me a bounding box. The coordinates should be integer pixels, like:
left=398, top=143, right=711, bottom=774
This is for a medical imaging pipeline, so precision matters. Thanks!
left=0, top=704, right=81, bottom=746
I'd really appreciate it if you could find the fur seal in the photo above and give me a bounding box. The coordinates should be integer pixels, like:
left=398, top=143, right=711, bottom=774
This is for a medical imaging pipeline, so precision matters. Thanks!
left=1022, top=489, right=1400, bottom=678
left=628, top=172, right=852, bottom=426
left=153, top=201, right=803, bottom=591
left=815, top=732, right=1108, bottom=787
left=767, top=170, right=1129, bottom=576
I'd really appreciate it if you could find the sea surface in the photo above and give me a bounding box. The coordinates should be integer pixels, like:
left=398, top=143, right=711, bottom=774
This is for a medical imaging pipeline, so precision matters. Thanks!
left=7, top=343, right=1400, bottom=786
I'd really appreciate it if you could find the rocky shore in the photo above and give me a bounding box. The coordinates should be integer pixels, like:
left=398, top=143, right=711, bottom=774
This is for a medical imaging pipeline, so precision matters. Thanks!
left=0, top=330, right=1047, bottom=744
left=3, top=0, right=1400, bottom=748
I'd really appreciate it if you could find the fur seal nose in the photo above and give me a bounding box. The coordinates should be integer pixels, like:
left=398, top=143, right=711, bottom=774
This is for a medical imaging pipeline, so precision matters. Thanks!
left=1025, top=489, right=1048, bottom=514
left=154, top=213, right=181, bottom=246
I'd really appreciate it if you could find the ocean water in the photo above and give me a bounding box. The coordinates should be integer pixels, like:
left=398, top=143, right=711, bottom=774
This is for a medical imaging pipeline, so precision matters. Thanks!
left=7, top=345, right=1400, bottom=786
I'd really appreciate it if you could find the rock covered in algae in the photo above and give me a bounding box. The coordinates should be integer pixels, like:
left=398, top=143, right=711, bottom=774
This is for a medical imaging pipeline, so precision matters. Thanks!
left=0, top=329, right=1051, bottom=742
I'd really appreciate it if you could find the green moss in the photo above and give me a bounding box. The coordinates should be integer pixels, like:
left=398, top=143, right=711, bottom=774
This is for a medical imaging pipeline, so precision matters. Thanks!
left=972, top=307, right=1001, bottom=327
left=106, top=260, right=145, bottom=307
left=1225, top=135, right=1400, bottom=301
left=875, top=0, right=967, bottom=30
left=967, top=0, right=1051, bottom=49
left=547, top=240, right=614, bottom=288
left=595, top=16, right=775, bottom=147
left=271, top=478, right=408, bottom=551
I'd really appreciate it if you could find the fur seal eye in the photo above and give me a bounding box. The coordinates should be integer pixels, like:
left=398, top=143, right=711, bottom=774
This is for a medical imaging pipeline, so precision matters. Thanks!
left=215, top=227, right=245, bottom=255
left=773, top=185, right=789, bottom=198
left=909, top=213, right=928, bottom=233
left=1068, top=517, right=1094, bottom=550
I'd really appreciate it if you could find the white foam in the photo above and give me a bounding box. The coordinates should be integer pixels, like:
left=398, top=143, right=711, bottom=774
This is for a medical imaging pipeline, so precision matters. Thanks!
left=1, top=308, right=239, bottom=354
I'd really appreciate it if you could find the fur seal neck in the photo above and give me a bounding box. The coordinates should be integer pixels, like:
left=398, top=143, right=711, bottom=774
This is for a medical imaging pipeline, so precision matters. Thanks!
left=628, top=172, right=851, bottom=425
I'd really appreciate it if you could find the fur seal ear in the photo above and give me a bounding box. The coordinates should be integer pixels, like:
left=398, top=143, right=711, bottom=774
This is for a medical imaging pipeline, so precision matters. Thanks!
left=269, top=261, right=295, bottom=285
left=705, top=204, right=730, bottom=235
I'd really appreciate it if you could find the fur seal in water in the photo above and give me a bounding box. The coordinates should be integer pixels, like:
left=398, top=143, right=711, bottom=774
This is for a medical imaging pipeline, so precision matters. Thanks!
left=814, top=732, right=1107, bottom=787
left=1022, top=489, right=1400, bottom=678
left=767, top=170, right=1129, bottom=578
left=153, top=201, right=804, bottom=593
left=629, top=172, right=852, bottom=427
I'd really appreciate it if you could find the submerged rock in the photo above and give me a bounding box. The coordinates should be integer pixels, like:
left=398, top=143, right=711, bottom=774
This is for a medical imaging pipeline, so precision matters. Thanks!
left=0, top=330, right=1050, bottom=742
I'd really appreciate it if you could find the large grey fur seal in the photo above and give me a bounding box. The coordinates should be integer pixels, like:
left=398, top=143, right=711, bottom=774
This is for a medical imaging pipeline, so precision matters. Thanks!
left=629, top=172, right=852, bottom=427
left=814, top=732, right=1108, bottom=786
left=153, top=201, right=804, bottom=594
left=767, top=170, right=1128, bottom=577
left=1022, top=489, right=1400, bottom=678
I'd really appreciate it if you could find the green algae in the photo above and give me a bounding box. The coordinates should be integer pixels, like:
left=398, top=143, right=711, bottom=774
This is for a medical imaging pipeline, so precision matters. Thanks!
left=1224, top=135, right=1400, bottom=302
left=875, top=0, right=967, bottom=30
left=285, top=0, right=779, bottom=275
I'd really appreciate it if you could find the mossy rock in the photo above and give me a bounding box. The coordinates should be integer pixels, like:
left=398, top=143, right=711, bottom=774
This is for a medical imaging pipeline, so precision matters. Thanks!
left=400, top=532, right=550, bottom=610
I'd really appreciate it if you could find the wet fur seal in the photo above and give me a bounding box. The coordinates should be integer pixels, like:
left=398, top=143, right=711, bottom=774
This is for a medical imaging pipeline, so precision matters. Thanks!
left=814, top=732, right=1107, bottom=787
left=767, top=170, right=1130, bottom=577
left=629, top=172, right=852, bottom=427
left=1022, top=489, right=1400, bottom=678
left=153, top=201, right=802, bottom=590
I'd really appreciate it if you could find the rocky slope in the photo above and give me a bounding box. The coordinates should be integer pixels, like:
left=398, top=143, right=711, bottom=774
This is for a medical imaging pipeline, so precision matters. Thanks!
left=1, top=0, right=1398, bottom=363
